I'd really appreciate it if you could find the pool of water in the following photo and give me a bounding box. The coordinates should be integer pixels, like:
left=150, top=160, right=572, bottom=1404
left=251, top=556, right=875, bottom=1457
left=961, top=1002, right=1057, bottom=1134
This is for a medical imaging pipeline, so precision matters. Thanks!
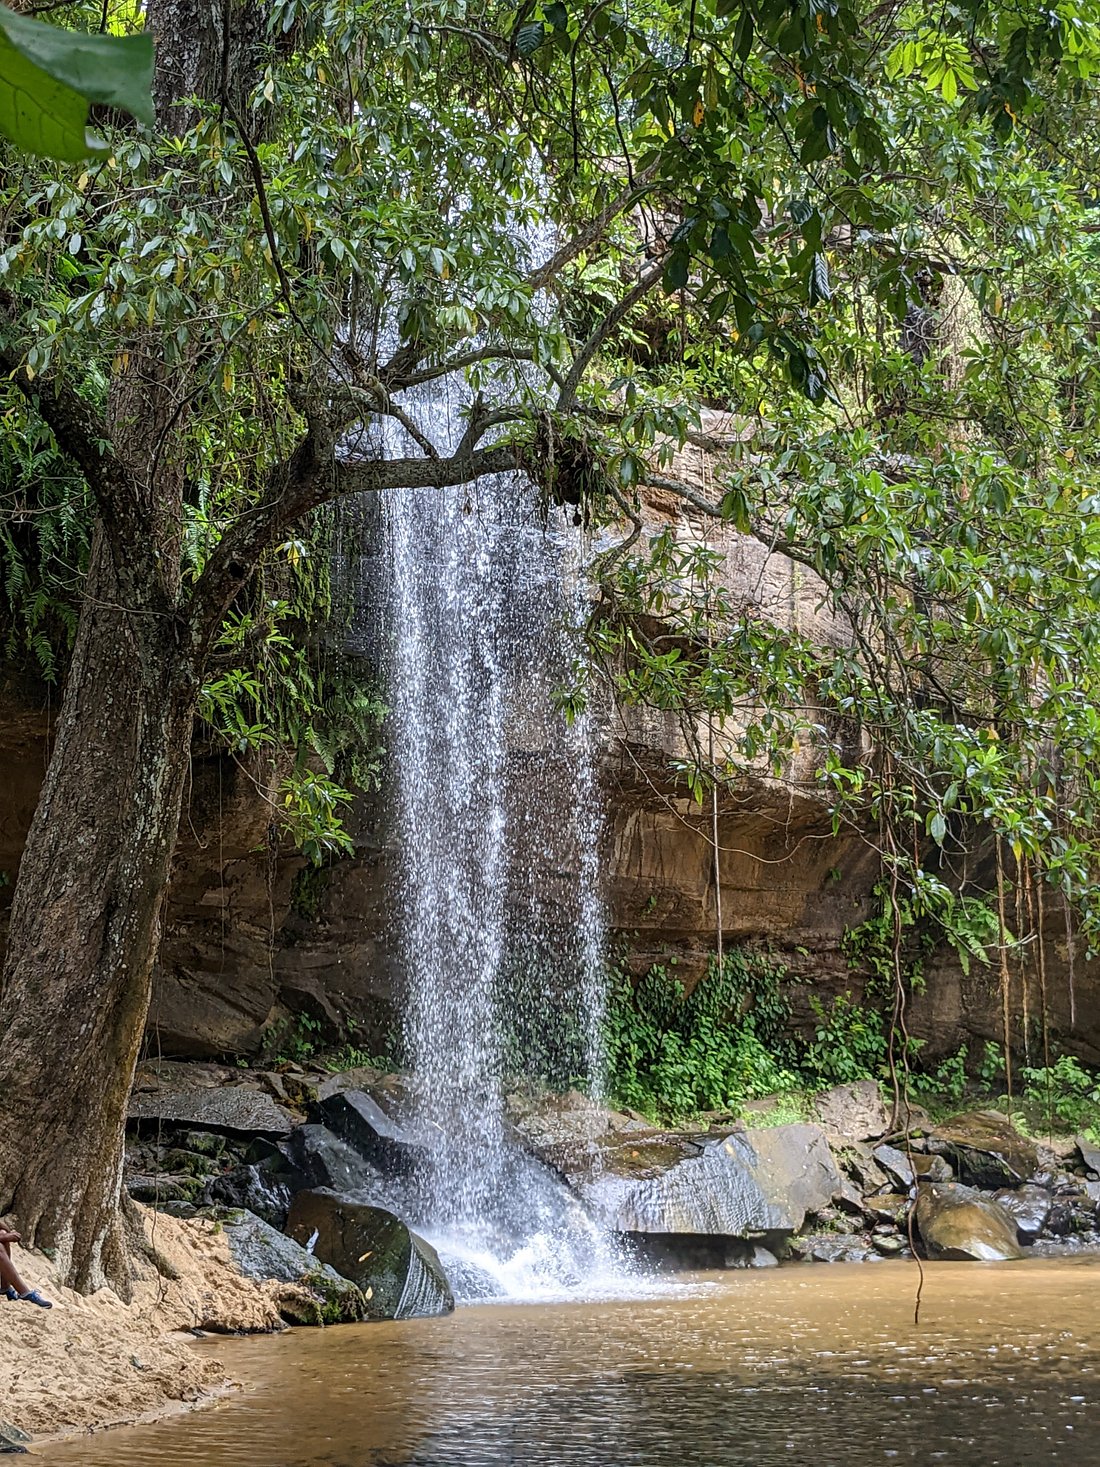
left=33, top=1258, right=1100, bottom=1466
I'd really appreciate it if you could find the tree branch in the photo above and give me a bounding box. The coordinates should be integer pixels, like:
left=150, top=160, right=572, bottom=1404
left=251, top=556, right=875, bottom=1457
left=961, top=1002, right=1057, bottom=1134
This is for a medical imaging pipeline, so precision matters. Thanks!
left=558, top=259, right=665, bottom=412
left=525, top=162, right=660, bottom=293
left=186, top=432, right=525, bottom=650
left=0, top=306, right=166, bottom=609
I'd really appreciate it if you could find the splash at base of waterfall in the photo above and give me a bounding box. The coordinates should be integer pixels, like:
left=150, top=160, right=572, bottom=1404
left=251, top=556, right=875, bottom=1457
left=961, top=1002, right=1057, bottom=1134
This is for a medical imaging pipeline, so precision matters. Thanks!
left=429, top=1227, right=637, bottom=1306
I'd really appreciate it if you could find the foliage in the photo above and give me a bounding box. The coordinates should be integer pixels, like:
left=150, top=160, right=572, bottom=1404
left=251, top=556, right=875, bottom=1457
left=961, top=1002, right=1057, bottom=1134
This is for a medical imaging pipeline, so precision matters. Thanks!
left=0, top=8, right=152, bottom=161
left=1017, top=1055, right=1100, bottom=1134
left=801, top=993, right=891, bottom=1087
left=602, top=949, right=802, bottom=1119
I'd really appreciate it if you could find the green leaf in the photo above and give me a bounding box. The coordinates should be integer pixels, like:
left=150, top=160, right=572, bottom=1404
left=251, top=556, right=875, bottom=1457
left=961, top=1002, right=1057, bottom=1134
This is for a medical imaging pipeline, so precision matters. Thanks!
left=0, top=11, right=154, bottom=162
left=808, top=250, right=831, bottom=305
left=516, top=22, right=546, bottom=56
left=720, top=487, right=752, bottom=533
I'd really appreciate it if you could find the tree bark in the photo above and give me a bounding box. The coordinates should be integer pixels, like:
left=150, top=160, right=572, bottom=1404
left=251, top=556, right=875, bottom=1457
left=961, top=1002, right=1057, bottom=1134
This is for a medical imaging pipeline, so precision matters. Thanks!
left=0, top=537, right=195, bottom=1295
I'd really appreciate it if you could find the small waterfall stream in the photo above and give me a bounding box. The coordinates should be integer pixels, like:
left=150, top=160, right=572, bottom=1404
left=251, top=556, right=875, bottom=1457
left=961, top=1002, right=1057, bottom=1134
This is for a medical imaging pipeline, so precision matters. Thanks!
left=376, top=376, right=626, bottom=1301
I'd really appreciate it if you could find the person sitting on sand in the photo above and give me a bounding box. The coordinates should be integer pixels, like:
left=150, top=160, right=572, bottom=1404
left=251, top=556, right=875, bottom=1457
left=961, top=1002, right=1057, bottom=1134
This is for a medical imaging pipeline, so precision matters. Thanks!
left=0, top=1229, right=52, bottom=1308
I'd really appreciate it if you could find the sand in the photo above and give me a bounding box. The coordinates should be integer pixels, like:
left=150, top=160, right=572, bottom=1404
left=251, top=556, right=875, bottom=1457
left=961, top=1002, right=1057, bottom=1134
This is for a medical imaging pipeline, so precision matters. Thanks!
left=0, top=1208, right=306, bottom=1442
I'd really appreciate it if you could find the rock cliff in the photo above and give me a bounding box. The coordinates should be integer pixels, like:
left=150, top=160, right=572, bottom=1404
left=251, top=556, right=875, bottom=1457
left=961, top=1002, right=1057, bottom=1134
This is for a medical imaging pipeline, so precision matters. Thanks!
left=1, top=480, right=1097, bottom=1064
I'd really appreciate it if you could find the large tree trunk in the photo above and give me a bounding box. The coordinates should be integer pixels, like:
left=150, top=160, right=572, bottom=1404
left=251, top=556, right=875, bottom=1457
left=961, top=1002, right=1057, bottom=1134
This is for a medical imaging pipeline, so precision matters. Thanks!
left=0, top=0, right=268, bottom=1297
left=0, top=537, right=196, bottom=1294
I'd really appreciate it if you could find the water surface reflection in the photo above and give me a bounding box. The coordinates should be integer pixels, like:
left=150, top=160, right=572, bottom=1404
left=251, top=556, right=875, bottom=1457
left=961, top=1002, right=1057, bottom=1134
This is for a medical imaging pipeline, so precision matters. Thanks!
left=35, top=1258, right=1100, bottom=1466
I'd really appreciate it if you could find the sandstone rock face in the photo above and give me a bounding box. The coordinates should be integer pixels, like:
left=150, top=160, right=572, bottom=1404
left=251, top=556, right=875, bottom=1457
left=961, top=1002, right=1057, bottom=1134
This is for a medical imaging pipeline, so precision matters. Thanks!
left=286, top=1190, right=454, bottom=1319
left=544, top=1123, right=842, bottom=1238
left=4, top=495, right=1100, bottom=1066
left=914, top=1183, right=1024, bottom=1262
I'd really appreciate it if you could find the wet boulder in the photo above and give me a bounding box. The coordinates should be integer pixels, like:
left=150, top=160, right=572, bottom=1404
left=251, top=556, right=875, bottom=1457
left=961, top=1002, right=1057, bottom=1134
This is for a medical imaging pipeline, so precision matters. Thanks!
left=284, top=1123, right=389, bottom=1200
left=315, top=1090, right=426, bottom=1172
left=811, top=1082, right=889, bottom=1143
left=222, top=1210, right=365, bottom=1325
left=993, top=1185, right=1051, bottom=1243
left=286, top=1190, right=454, bottom=1319
left=914, top=1183, right=1023, bottom=1261
left=925, top=1111, right=1039, bottom=1190
left=545, top=1123, right=843, bottom=1238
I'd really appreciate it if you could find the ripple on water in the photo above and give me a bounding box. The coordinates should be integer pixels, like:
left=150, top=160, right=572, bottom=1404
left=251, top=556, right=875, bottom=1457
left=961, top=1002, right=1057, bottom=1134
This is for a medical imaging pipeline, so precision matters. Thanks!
left=30, top=1258, right=1100, bottom=1467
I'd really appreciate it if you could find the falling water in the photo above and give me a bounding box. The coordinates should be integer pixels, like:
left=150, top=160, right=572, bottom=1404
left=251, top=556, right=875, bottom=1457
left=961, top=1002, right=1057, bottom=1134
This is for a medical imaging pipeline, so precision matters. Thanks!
left=376, top=374, right=625, bottom=1299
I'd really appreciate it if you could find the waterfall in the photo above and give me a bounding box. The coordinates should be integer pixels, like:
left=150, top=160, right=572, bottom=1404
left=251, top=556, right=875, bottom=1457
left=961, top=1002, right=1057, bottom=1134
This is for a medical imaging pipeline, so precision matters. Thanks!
left=375, top=372, right=624, bottom=1300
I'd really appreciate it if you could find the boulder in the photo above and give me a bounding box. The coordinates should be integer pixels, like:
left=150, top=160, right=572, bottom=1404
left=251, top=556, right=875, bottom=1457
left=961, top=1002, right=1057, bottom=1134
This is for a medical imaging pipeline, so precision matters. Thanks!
left=506, top=1089, right=639, bottom=1149
left=125, top=1174, right=201, bottom=1205
left=796, top=1232, right=876, bottom=1264
left=864, top=1192, right=910, bottom=1225
left=223, top=1210, right=364, bottom=1324
left=993, top=1185, right=1051, bottom=1242
left=284, top=1123, right=389, bottom=1199
left=545, top=1123, right=842, bottom=1238
left=315, top=1090, right=425, bottom=1171
left=1076, top=1136, right=1100, bottom=1177
left=128, top=1085, right=293, bottom=1137
left=925, top=1111, right=1039, bottom=1189
left=0, top=1422, right=29, bottom=1454
left=871, top=1233, right=907, bottom=1256
left=286, top=1190, right=454, bottom=1319
left=811, top=1082, right=888, bottom=1142
left=912, top=1153, right=953, bottom=1183
left=834, top=1141, right=889, bottom=1195
left=205, top=1160, right=293, bottom=1228
left=872, top=1144, right=914, bottom=1189
left=914, top=1183, right=1023, bottom=1261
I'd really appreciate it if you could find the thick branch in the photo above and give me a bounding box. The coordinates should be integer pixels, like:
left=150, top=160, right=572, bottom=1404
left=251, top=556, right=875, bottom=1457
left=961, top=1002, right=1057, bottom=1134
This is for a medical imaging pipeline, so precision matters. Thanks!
left=187, top=433, right=525, bottom=649
left=0, top=311, right=165, bottom=611
left=558, top=260, right=665, bottom=412
left=525, top=162, right=660, bottom=292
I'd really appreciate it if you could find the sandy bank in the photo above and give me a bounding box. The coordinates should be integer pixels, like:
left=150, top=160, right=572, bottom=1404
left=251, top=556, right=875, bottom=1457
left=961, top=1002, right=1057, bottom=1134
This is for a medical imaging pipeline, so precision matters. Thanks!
left=1, top=1208, right=306, bottom=1443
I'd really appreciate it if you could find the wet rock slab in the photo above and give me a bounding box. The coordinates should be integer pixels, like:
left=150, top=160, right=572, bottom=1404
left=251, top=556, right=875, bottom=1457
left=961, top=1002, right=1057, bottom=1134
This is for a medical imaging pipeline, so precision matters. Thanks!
left=925, top=1111, right=1039, bottom=1190
left=542, top=1123, right=842, bottom=1237
left=128, top=1085, right=293, bottom=1136
left=914, top=1183, right=1023, bottom=1262
left=287, top=1189, right=454, bottom=1319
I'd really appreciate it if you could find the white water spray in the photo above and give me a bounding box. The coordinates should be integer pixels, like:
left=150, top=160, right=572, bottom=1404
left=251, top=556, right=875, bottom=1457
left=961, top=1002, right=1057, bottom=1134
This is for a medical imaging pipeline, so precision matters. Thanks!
left=376, top=372, right=629, bottom=1300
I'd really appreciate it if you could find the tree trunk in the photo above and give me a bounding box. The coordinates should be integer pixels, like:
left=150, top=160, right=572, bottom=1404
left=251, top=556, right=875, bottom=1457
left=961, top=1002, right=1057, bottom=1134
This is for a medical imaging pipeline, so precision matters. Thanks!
left=0, top=536, right=196, bottom=1294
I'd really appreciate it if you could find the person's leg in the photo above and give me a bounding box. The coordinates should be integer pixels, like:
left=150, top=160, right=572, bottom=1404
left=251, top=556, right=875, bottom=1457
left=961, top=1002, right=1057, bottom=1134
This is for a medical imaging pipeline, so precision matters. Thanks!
left=0, top=1242, right=30, bottom=1298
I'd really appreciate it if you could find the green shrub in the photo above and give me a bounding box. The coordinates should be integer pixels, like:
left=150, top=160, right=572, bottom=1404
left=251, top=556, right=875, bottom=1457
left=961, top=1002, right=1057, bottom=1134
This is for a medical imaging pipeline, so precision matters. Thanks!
left=602, top=950, right=801, bottom=1119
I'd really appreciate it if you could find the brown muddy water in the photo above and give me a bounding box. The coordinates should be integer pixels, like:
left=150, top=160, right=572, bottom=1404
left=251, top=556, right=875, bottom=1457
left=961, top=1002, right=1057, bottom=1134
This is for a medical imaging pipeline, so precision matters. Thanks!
left=34, top=1258, right=1100, bottom=1466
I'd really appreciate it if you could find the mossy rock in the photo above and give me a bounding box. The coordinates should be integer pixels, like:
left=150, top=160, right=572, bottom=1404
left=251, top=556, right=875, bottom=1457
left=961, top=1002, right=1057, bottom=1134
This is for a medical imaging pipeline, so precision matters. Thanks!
left=286, top=1190, right=454, bottom=1319
left=223, top=1210, right=364, bottom=1323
